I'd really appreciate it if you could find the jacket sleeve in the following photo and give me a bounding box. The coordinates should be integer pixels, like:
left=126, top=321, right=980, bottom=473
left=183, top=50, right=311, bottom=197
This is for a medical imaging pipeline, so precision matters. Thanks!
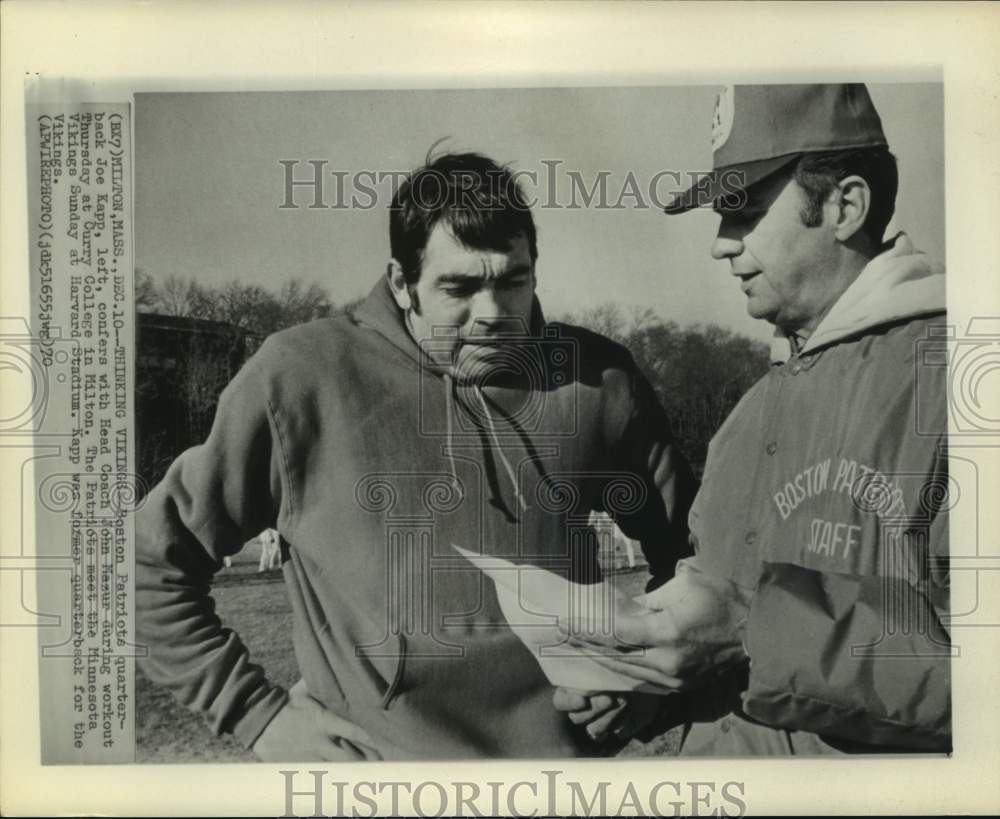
left=603, top=359, right=698, bottom=590
left=741, top=467, right=951, bottom=752
left=135, top=343, right=291, bottom=749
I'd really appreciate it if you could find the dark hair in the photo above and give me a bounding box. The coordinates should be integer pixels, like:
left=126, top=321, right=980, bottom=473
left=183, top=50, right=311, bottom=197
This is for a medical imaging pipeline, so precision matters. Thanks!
left=390, top=151, right=538, bottom=285
left=792, top=147, right=899, bottom=245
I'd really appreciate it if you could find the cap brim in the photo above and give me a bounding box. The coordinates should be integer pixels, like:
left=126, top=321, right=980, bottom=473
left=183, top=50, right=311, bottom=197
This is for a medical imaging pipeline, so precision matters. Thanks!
left=663, top=153, right=801, bottom=214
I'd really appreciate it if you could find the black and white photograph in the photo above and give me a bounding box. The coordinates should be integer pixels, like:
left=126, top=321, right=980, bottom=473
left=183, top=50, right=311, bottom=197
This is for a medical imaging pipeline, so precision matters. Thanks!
left=131, top=82, right=949, bottom=764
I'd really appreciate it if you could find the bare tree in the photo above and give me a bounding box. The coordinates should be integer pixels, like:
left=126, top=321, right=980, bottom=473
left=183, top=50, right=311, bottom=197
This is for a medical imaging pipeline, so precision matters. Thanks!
left=578, top=303, right=626, bottom=343
left=135, top=268, right=159, bottom=312
left=156, top=273, right=200, bottom=316
left=278, top=279, right=334, bottom=326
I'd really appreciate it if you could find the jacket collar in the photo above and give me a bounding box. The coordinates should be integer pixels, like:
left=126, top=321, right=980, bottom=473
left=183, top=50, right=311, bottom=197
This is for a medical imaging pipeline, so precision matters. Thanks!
left=770, top=232, right=945, bottom=363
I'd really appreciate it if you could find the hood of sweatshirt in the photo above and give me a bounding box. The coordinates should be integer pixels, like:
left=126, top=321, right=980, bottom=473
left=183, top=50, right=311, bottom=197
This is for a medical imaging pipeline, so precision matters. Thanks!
left=352, top=277, right=547, bottom=514
left=771, top=232, right=945, bottom=363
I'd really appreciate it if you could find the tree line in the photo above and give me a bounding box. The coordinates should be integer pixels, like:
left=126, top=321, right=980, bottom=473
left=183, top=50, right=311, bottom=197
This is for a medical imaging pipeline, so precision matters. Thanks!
left=558, top=304, right=770, bottom=469
left=136, top=270, right=346, bottom=335
left=136, top=273, right=769, bottom=483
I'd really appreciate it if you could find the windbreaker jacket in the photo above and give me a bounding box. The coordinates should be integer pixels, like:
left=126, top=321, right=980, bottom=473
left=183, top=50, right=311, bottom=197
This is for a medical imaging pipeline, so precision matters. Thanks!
left=136, top=278, right=696, bottom=759
left=679, top=234, right=951, bottom=755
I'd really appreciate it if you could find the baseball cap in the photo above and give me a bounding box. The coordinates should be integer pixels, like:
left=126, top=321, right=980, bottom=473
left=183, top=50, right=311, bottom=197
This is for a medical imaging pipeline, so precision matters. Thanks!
left=664, top=84, right=888, bottom=214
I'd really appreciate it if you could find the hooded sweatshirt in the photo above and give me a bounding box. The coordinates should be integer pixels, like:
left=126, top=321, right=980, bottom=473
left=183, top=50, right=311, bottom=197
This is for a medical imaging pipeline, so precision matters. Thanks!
left=679, top=233, right=951, bottom=754
left=136, top=278, right=696, bottom=759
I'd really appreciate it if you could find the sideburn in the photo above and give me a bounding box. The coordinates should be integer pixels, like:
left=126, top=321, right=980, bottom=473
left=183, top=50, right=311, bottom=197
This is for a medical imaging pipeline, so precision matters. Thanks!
left=407, top=286, right=421, bottom=314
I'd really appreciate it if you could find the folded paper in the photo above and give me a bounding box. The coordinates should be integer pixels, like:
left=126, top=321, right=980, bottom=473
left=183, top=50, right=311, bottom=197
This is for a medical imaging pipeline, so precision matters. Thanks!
left=453, top=545, right=670, bottom=693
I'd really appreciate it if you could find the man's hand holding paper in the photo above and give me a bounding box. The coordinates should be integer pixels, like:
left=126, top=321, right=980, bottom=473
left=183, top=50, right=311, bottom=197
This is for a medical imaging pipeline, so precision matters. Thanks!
left=559, top=561, right=752, bottom=691
left=453, top=544, right=669, bottom=693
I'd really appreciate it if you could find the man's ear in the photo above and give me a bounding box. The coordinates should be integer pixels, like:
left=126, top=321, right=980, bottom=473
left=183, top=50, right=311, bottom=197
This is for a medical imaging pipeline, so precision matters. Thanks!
left=386, top=260, right=412, bottom=310
left=833, top=175, right=871, bottom=243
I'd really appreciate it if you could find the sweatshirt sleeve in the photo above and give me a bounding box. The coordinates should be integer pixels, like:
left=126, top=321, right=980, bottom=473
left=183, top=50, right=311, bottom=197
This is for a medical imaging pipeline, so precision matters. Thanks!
left=135, top=342, right=291, bottom=749
left=604, top=358, right=698, bottom=591
left=741, top=461, right=952, bottom=752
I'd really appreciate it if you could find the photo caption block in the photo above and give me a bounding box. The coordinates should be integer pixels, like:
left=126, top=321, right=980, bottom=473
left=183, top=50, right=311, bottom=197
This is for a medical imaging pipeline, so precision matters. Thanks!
left=25, top=101, right=137, bottom=764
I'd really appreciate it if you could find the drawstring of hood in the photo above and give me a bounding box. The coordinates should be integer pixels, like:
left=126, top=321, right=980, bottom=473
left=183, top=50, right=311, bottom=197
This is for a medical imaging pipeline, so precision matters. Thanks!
left=473, top=384, right=529, bottom=513
left=442, top=372, right=464, bottom=499
left=441, top=369, right=530, bottom=515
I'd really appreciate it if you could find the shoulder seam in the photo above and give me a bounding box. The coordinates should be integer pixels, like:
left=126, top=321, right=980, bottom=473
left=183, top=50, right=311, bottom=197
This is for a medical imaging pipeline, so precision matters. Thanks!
left=250, top=349, right=297, bottom=529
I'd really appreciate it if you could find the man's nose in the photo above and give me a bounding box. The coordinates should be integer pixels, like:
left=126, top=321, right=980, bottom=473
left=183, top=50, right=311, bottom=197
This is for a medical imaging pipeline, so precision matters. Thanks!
left=710, top=236, right=744, bottom=261
left=470, top=287, right=506, bottom=322
left=711, top=216, right=747, bottom=261
left=469, top=291, right=524, bottom=336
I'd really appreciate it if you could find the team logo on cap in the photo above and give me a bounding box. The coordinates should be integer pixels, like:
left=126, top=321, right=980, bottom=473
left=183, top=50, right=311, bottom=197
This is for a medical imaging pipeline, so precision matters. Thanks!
left=711, top=85, right=735, bottom=154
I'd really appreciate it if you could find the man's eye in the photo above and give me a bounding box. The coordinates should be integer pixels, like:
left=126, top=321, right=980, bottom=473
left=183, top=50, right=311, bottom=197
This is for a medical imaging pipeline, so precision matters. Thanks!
left=499, top=277, right=529, bottom=290
left=444, top=286, right=476, bottom=298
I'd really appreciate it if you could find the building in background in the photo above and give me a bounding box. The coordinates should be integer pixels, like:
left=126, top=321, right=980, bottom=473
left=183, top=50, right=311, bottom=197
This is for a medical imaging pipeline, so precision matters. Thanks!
left=136, top=313, right=260, bottom=492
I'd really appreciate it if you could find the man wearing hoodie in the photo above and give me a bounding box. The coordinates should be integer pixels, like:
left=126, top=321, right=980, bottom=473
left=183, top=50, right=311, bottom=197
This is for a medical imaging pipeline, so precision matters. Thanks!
left=559, top=84, right=951, bottom=754
left=136, top=151, right=696, bottom=760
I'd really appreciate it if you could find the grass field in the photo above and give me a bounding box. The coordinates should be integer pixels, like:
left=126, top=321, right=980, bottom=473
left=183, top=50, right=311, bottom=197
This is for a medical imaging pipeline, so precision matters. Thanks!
left=136, top=562, right=681, bottom=762
left=136, top=566, right=298, bottom=763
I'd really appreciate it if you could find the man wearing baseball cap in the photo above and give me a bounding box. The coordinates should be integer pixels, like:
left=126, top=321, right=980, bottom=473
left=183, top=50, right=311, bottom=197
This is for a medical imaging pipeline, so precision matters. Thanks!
left=558, top=84, right=951, bottom=754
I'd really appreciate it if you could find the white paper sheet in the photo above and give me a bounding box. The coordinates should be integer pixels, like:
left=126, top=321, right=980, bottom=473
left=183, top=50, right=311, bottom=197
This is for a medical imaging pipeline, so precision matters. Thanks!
left=453, top=545, right=670, bottom=693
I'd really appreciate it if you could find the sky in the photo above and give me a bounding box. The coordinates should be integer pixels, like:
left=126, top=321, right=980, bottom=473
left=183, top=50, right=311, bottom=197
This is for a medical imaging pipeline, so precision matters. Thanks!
left=135, top=83, right=943, bottom=345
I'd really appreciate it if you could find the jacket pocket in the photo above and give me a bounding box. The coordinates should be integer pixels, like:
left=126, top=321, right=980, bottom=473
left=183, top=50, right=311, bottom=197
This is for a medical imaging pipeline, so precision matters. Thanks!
left=302, top=617, right=408, bottom=713
left=299, top=618, right=348, bottom=707
left=355, top=631, right=407, bottom=710
left=293, top=555, right=408, bottom=712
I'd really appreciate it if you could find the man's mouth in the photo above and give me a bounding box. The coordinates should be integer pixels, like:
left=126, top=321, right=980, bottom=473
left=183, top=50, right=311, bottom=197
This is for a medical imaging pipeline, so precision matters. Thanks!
left=735, top=270, right=762, bottom=293
left=453, top=340, right=513, bottom=379
left=460, top=337, right=508, bottom=350
left=462, top=329, right=532, bottom=348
